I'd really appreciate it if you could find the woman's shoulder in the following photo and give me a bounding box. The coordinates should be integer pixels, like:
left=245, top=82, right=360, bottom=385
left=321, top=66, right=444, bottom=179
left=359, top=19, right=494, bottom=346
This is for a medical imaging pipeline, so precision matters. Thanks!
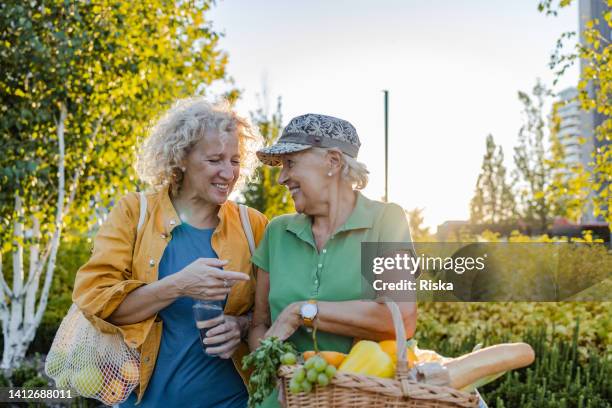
left=358, top=193, right=406, bottom=221
left=357, top=194, right=411, bottom=241
left=266, top=212, right=302, bottom=232
left=106, top=191, right=141, bottom=220
left=116, top=188, right=162, bottom=206
left=115, top=189, right=161, bottom=212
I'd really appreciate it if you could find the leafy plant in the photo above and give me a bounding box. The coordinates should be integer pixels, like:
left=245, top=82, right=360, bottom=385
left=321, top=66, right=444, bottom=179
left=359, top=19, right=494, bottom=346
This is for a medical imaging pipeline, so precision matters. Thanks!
left=481, top=325, right=611, bottom=407
left=242, top=337, right=297, bottom=408
left=416, top=316, right=610, bottom=407
left=418, top=302, right=611, bottom=355
left=10, top=363, right=39, bottom=387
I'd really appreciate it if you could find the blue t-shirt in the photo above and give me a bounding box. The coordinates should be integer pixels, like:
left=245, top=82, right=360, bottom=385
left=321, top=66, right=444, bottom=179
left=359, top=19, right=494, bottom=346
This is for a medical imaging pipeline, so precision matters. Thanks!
left=122, top=223, right=248, bottom=408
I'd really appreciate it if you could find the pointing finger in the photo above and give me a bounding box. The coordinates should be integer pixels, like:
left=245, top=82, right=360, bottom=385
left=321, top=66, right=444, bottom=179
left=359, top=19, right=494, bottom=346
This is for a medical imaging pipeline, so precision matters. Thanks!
left=213, top=269, right=250, bottom=282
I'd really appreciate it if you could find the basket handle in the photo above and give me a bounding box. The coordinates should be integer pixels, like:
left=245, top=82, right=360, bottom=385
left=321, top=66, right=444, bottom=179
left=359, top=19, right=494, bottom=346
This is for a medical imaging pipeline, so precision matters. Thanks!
left=384, top=300, right=413, bottom=396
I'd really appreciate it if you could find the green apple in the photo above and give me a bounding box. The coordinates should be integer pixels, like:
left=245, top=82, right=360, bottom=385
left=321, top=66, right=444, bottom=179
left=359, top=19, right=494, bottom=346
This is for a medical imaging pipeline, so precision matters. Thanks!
left=55, top=372, right=71, bottom=389
left=73, top=366, right=104, bottom=397
left=46, top=350, right=68, bottom=375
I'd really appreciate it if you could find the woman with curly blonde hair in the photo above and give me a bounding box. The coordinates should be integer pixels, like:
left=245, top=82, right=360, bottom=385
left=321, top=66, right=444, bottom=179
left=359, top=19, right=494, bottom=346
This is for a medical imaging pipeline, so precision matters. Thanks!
left=73, top=98, right=268, bottom=407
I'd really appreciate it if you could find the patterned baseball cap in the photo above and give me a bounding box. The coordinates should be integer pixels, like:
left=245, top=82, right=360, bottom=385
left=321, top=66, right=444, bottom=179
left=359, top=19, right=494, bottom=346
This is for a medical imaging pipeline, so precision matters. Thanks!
left=256, top=113, right=361, bottom=166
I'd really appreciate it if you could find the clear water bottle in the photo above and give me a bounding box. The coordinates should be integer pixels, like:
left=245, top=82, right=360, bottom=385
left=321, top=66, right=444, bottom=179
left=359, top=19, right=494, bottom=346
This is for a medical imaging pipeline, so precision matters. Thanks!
left=193, top=300, right=224, bottom=356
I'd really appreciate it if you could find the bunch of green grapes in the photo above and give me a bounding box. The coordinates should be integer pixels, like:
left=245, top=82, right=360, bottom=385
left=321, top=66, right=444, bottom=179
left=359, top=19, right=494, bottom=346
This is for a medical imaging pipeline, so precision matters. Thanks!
left=281, top=354, right=337, bottom=394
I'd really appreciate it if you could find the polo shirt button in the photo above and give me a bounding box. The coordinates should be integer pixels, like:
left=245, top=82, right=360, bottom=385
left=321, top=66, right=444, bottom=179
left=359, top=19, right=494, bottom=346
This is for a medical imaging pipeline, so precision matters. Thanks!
left=144, top=356, right=150, bottom=363
left=169, top=219, right=176, bottom=226
left=322, top=249, right=327, bottom=254
left=149, top=259, right=155, bottom=267
left=317, top=264, right=322, bottom=268
left=314, top=279, right=319, bottom=285
left=161, top=233, right=167, bottom=239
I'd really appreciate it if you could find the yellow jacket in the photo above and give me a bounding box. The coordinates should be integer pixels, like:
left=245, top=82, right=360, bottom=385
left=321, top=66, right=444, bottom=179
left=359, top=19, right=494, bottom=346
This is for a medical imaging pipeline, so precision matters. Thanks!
left=72, top=186, right=267, bottom=403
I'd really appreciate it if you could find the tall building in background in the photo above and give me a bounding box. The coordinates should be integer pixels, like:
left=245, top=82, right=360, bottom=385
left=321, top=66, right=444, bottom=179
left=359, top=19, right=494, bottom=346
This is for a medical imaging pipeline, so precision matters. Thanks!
left=555, top=87, right=591, bottom=170
left=578, top=0, right=610, bottom=223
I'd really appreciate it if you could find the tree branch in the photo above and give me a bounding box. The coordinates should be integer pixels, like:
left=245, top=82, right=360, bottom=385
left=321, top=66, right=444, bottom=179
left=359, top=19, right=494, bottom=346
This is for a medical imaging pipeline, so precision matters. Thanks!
left=30, top=103, right=68, bottom=336
left=22, top=115, right=103, bottom=297
left=24, top=214, right=40, bottom=326
left=8, top=194, right=25, bottom=345
left=63, top=116, right=103, bottom=216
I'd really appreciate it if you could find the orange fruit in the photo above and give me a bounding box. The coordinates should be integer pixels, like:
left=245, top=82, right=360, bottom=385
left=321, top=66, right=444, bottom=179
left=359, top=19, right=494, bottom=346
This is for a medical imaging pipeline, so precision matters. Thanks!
left=379, top=340, right=420, bottom=367
left=101, top=379, right=128, bottom=405
left=302, top=351, right=316, bottom=361
left=405, top=339, right=418, bottom=368
left=302, top=351, right=347, bottom=368
left=379, top=340, right=398, bottom=364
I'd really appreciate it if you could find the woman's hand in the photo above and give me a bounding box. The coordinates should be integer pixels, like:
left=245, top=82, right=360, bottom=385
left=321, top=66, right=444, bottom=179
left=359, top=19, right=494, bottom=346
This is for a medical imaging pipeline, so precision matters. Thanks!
left=201, top=314, right=247, bottom=359
left=264, top=302, right=303, bottom=341
left=168, top=258, right=249, bottom=301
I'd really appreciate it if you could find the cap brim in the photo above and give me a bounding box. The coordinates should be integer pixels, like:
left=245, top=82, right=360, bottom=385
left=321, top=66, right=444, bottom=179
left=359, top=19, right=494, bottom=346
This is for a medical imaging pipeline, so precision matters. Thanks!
left=256, top=142, right=312, bottom=166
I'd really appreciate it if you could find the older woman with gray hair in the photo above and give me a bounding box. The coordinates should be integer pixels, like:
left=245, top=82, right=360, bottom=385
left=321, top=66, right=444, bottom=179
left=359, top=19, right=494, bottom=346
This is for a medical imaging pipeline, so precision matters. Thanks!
left=248, top=114, right=417, bottom=407
left=73, top=98, right=268, bottom=407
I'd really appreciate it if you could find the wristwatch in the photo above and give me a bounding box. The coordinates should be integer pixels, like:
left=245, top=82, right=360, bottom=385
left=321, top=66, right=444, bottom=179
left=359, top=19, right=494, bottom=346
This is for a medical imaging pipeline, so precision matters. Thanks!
left=300, top=300, right=318, bottom=328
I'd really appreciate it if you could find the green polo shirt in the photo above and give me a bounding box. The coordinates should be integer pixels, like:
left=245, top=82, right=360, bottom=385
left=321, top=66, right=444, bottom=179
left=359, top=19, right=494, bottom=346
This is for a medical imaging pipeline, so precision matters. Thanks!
left=251, top=191, right=413, bottom=354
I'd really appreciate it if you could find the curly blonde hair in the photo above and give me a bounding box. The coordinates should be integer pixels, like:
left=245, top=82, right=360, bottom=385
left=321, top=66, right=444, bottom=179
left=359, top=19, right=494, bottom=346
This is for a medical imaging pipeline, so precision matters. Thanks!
left=136, top=98, right=262, bottom=195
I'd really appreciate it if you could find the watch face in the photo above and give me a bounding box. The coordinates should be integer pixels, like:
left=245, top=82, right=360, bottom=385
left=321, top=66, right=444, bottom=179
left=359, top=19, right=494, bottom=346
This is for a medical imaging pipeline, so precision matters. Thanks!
left=301, top=303, right=317, bottom=319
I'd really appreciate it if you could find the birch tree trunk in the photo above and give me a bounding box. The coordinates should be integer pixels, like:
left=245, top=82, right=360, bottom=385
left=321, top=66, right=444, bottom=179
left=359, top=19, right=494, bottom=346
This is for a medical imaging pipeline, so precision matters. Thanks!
left=0, top=104, right=67, bottom=370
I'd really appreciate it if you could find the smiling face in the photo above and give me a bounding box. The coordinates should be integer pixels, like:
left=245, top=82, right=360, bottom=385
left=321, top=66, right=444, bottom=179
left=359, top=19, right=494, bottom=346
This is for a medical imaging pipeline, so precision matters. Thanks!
left=180, top=130, right=241, bottom=205
left=277, top=149, right=331, bottom=214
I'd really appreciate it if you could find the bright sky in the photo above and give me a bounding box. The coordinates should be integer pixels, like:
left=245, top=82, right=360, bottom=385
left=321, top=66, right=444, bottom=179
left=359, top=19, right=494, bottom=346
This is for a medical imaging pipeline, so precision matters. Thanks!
left=208, top=0, right=579, bottom=230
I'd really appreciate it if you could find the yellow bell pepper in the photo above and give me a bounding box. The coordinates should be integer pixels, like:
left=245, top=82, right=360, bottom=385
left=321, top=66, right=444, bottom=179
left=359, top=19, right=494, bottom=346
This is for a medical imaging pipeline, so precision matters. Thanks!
left=339, top=341, right=395, bottom=378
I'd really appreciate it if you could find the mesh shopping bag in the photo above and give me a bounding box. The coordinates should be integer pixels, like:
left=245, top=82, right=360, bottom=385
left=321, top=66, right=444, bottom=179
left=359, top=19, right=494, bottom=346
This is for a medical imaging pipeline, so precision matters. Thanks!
left=45, top=304, right=140, bottom=405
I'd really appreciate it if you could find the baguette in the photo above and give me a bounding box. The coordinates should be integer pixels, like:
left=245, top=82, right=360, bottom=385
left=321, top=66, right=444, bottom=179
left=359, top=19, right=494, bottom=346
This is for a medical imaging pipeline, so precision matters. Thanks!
left=443, top=342, right=535, bottom=389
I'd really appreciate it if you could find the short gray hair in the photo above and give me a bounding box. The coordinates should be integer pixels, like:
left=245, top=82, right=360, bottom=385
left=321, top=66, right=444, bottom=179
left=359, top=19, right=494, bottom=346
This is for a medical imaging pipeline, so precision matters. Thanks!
left=313, top=147, right=369, bottom=189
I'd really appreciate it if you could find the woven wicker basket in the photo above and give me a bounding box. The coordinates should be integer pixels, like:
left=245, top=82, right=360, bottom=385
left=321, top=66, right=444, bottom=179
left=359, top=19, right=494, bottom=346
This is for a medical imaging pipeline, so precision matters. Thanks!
left=278, top=302, right=479, bottom=408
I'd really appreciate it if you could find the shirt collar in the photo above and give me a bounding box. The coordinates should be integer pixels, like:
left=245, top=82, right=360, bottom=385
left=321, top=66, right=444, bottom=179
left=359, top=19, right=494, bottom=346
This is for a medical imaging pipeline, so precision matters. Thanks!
left=286, top=191, right=375, bottom=242
left=337, top=191, right=375, bottom=232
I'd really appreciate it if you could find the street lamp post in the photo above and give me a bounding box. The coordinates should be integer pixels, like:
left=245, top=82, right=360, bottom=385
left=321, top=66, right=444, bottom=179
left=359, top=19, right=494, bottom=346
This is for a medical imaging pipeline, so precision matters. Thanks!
left=383, top=90, right=389, bottom=203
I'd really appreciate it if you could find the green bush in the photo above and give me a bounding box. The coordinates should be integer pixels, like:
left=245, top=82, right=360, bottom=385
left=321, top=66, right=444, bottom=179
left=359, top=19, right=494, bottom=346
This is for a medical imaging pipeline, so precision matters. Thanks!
left=418, top=302, right=611, bottom=355
left=22, top=375, right=49, bottom=388
left=482, top=326, right=611, bottom=408
left=3, top=356, right=99, bottom=408
left=0, top=370, right=9, bottom=387
left=10, top=363, right=40, bottom=387
left=416, top=321, right=611, bottom=407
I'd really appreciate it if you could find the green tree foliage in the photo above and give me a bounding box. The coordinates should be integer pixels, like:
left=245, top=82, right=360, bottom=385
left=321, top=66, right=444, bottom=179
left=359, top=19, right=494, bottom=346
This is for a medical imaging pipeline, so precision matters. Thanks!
left=538, top=0, right=611, bottom=227
left=0, top=0, right=229, bottom=240
left=470, top=135, right=516, bottom=225
left=0, top=0, right=229, bottom=368
left=545, top=101, right=590, bottom=222
left=406, top=208, right=433, bottom=242
left=241, top=97, right=295, bottom=219
left=513, top=81, right=558, bottom=232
